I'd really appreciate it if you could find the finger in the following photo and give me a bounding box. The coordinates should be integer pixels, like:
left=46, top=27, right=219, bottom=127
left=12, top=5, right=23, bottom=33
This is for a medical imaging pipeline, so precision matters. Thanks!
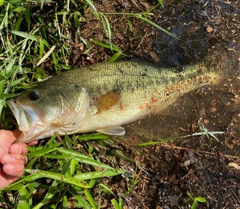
left=27, top=140, right=38, bottom=146
left=2, top=163, right=25, bottom=177
left=9, top=143, right=28, bottom=155
left=1, top=154, right=28, bottom=165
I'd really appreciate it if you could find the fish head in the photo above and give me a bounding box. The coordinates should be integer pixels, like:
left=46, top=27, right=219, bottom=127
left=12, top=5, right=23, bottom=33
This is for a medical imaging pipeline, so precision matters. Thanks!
left=7, top=83, right=89, bottom=143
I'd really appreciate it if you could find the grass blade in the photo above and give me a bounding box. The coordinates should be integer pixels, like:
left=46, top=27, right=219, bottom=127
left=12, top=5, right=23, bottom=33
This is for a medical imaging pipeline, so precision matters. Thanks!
left=17, top=187, right=31, bottom=209
left=11, top=30, right=39, bottom=42
left=85, top=0, right=98, bottom=18
left=74, top=169, right=125, bottom=181
left=91, top=39, right=121, bottom=52
left=25, top=169, right=93, bottom=188
left=84, top=189, right=97, bottom=209
left=134, top=14, right=179, bottom=39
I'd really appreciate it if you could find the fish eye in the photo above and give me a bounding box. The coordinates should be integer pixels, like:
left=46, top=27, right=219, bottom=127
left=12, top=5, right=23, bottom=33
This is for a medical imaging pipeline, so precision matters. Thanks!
left=28, top=90, right=39, bottom=101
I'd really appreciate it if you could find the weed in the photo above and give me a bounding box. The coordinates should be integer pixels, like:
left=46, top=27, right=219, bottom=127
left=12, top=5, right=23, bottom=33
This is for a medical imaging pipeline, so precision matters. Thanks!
left=187, top=192, right=207, bottom=209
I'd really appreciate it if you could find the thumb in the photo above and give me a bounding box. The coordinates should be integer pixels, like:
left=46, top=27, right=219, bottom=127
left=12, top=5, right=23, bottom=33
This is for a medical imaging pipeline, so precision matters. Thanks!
left=0, top=130, right=22, bottom=157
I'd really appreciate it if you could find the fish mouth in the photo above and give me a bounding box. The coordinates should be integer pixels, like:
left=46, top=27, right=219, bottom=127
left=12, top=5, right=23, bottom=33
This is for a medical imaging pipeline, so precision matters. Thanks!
left=7, top=99, right=30, bottom=131
left=7, top=99, right=45, bottom=143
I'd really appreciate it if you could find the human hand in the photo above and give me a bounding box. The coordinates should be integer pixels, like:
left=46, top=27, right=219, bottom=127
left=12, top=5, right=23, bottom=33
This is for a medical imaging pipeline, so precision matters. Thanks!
left=0, top=130, right=37, bottom=189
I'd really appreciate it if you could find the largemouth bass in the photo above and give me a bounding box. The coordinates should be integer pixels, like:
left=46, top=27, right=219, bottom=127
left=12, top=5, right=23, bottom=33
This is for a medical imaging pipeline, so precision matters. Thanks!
left=7, top=61, right=221, bottom=143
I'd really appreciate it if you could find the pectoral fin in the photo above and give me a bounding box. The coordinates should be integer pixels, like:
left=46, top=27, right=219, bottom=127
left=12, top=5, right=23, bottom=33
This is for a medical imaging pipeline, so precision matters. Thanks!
left=96, top=126, right=125, bottom=135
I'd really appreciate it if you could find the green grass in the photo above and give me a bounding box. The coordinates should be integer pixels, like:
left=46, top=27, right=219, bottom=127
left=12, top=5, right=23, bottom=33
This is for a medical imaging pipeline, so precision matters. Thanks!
left=0, top=133, right=129, bottom=208
left=0, top=0, right=180, bottom=208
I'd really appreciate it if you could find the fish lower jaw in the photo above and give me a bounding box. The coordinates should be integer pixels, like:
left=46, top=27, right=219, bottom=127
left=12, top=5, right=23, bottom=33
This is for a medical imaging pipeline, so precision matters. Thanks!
left=16, top=124, right=52, bottom=143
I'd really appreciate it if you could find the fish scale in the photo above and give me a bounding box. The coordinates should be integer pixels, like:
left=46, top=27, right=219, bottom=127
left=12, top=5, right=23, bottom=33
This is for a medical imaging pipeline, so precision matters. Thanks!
left=7, top=61, right=222, bottom=143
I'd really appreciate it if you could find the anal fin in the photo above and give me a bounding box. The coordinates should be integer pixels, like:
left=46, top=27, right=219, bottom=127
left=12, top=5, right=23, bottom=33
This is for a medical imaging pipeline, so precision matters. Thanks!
left=96, top=126, right=125, bottom=135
